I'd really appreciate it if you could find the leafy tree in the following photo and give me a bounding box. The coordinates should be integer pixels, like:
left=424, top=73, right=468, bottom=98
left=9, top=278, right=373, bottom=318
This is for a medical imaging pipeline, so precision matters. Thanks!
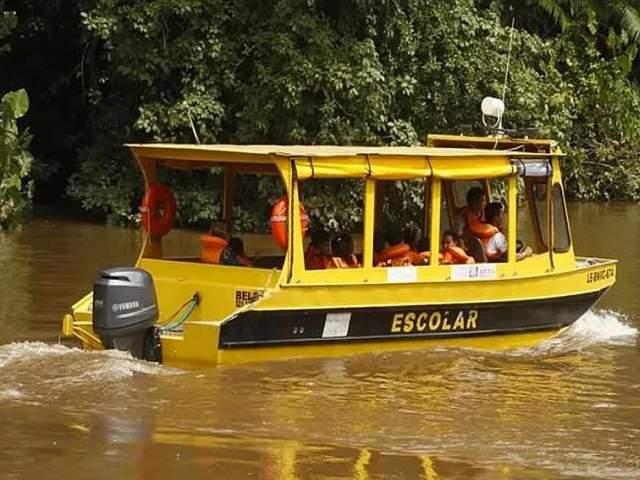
left=69, top=0, right=579, bottom=230
left=0, top=89, right=33, bottom=228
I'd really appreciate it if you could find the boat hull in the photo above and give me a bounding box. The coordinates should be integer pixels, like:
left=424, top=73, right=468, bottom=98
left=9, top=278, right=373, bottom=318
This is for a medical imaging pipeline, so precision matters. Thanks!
left=157, top=287, right=607, bottom=367
left=219, top=289, right=606, bottom=349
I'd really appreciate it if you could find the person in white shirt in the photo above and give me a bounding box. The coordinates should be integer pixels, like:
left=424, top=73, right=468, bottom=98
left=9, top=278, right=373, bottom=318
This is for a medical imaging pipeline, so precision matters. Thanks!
left=484, top=202, right=532, bottom=262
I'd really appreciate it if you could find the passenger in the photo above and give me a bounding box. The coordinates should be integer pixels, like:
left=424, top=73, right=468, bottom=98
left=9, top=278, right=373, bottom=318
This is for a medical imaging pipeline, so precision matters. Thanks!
left=464, top=233, right=487, bottom=263
left=456, top=236, right=475, bottom=263
left=377, top=230, right=411, bottom=266
left=201, top=221, right=230, bottom=264
left=328, top=234, right=359, bottom=268
left=409, top=236, right=431, bottom=265
left=484, top=202, right=533, bottom=262
left=305, top=230, right=331, bottom=270
left=441, top=230, right=474, bottom=265
left=461, top=186, right=499, bottom=240
left=228, top=237, right=251, bottom=266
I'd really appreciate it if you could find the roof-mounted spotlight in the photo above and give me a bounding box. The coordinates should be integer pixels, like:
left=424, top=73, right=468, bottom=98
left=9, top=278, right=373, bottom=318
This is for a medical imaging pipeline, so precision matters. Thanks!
left=481, top=96, right=505, bottom=132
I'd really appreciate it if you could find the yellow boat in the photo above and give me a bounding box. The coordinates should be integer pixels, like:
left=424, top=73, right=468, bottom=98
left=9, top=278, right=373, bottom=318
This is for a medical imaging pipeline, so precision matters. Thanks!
left=61, top=130, right=616, bottom=367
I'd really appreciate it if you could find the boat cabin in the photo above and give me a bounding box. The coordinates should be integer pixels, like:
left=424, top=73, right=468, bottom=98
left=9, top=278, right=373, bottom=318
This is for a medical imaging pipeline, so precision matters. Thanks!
left=132, top=135, right=570, bottom=274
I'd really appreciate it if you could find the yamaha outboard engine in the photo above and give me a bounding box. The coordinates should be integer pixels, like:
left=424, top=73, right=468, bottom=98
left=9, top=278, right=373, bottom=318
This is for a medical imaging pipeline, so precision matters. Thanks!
left=92, top=267, right=162, bottom=362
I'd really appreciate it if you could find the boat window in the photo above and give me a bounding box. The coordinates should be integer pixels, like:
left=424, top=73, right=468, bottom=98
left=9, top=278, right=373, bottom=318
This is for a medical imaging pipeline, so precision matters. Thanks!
left=299, top=178, right=365, bottom=270
left=532, top=181, right=549, bottom=248
left=552, top=183, right=571, bottom=252
left=372, top=179, right=428, bottom=267
left=517, top=185, right=541, bottom=252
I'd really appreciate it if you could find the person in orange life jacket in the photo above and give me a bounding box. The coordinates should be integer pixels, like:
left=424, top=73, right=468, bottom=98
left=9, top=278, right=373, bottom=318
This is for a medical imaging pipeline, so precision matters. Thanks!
left=455, top=235, right=475, bottom=262
left=410, top=236, right=432, bottom=265
left=402, top=227, right=427, bottom=265
left=458, top=186, right=499, bottom=240
left=484, top=202, right=533, bottom=262
left=377, top=230, right=412, bottom=266
left=328, top=233, right=359, bottom=268
left=201, top=221, right=230, bottom=264
left=441, top=230, right=475, bottom=264
left=228, top=237, right=251, bottom=266
left=305, top=230, right=331, bottom=269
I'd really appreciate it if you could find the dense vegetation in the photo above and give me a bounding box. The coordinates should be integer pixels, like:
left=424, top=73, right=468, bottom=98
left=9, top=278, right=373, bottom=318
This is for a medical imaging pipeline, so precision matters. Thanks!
left=2, top=0, right=640, bottom=230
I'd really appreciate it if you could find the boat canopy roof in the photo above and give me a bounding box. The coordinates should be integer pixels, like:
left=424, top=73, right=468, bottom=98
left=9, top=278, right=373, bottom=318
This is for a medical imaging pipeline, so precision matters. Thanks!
left=127, top=143, right=560, bottom=180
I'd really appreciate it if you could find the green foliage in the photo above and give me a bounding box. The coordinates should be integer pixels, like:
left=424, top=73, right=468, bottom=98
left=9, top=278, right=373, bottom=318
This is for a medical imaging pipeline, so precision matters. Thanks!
left=555, top=25, right=640, bottom=199
left=0, top=9, right=16, bottom=54
left=51, top=0, right=640, bottom=229
left=0, top=89, right=33, bottom=228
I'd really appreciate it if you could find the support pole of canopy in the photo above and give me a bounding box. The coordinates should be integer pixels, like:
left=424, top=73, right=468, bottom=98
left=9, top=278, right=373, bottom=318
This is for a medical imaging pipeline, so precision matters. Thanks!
left=289, top=163, right=305, bottom=281
left=547, top=176, right=554, bottom=270
left=374, top=181, right=385, bottom=230
left=507, top=175, right=517, bottom=264
left=136, top=157, right=162, bottom=260
left=429, top=179, right=442, bottom=266
left=363, top=178, right=376, bottom=268
left=423, top=178, right=431, bottom=240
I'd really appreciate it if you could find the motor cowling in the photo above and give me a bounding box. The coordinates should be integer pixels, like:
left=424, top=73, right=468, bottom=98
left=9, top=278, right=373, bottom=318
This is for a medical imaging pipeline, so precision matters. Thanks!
left=92, top=267, right=161, bottom=362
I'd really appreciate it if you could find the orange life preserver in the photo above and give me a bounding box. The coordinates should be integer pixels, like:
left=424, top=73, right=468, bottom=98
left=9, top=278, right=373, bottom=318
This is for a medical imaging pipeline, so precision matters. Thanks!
left=442, top=246, right=474, bottom=265
left=462, top=206, right=498, bottom=239
left=417, top=251, right=444, bottom=264
left=305, top=245, right=329, bottom=270
left=378, top=244, right=411, bottom=265
left=270, top=196, right=309, bottom=250
left=141, top=184, right=177, bottom=238
left=200, top=235, right=228, bottom=264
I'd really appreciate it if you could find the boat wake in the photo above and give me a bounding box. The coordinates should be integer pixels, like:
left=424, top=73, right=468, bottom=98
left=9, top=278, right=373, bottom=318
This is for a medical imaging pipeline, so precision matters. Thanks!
left=565, top=309, right=637, bottom=343
left=0, top=341, right=180, bottom=404
left=516, top=309, right=637, bottom=357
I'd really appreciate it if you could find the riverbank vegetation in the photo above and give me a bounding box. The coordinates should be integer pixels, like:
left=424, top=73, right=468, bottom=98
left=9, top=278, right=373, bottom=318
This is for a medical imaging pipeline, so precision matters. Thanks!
left=2, top=1, right=640, bottom=230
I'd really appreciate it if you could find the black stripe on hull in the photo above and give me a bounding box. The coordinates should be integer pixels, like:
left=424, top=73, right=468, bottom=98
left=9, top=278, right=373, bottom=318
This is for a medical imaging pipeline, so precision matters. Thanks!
left=219, top=289, right=607, bottom=349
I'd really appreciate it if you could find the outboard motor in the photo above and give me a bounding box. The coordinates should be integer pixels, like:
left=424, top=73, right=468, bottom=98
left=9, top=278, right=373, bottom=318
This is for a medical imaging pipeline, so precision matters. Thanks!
left=92, top=267, right=162, bottom=362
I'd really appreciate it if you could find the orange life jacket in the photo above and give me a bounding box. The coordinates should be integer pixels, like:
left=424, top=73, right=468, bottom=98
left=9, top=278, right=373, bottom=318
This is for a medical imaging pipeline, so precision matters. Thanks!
left=461, top=206, right=499, bottom=239
left=305, top=245, right=329, bottom=270
left=201, top=235, right=228, bottom=264
left=441, top=246, right=475, bottom=265
left=407, top=250, right=427, bottom=266
left=378, top=243, right=412, bottom=266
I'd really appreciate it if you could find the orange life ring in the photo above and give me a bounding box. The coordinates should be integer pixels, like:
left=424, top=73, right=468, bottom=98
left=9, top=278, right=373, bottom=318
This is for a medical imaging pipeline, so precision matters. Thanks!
left=270, top=196, right=309, bottom=250
left=141, top=184, right=177, bottom=238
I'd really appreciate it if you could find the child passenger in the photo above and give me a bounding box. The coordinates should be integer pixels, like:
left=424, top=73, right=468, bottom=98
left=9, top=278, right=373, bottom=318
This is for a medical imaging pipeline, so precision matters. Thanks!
left=441, top=231, right=474, bottom=265
left=305, top=230, right=331, bottom=269
left=328, top=234, right=359, bottom=269
left=228, top=237, right=251, bottom=266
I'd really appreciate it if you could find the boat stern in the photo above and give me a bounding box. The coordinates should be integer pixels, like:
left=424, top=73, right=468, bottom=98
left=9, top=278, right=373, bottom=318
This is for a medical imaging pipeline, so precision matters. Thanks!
left=61, top=292, right=104, bottom=350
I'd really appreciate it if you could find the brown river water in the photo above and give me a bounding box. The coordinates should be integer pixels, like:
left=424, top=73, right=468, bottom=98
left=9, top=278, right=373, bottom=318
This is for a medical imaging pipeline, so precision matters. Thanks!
left=0, top=204, right=638, bottom=479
